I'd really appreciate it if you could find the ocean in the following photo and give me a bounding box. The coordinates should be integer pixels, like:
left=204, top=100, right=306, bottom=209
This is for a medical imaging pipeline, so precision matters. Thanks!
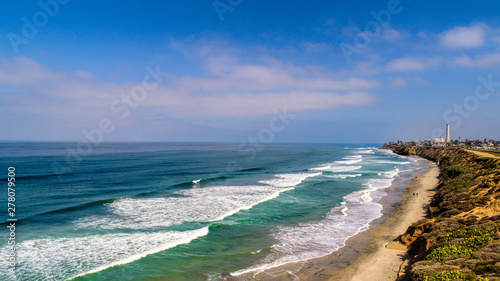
left=0, top=142, right=425, bottom=281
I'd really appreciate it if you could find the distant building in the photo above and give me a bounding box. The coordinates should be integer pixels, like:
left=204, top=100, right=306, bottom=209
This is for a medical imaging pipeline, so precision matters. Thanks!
left=434, top=137, right=446, bottom=143
left=432, top=124, right=450, bottom=147
left=446, top=124, right=450, bottom=142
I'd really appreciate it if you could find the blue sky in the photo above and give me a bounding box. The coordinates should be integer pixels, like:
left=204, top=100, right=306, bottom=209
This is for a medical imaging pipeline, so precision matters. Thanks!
left=1, top=0, right=499, bottom=143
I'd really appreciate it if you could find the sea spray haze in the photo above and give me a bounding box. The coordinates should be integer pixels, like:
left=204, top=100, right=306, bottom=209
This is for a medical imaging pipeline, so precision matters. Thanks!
left=0, top=142, right=425, bottom=280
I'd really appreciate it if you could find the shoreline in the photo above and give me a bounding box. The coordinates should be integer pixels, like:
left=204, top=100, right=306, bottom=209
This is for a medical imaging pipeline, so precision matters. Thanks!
left=331, top=159, right=439, bottom=281
left=233, top=157, right=439, bottom=281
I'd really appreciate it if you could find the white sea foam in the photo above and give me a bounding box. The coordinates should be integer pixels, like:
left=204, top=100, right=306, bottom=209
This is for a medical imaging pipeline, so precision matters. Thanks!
left=340, top=206, right=348, bottom=215
left=345, top=155, right=362, bottom=159
left=14, top=171, right=320, bottom=280
left=310, top=155, right=363, bottom=172
left=376, top=160, right=410, bottom=165
left=309, top=165, right=332, bottom=171
left=309, top=165, right=362, bottom=172
left=324, top=174, right=362, bottom=179
left=232, top=198, right=383, bottom=277
left=333, top=154, right=363, bottom=165
left=7, top=171, right=323, bottom=280
left=231, top=167, right=401, bottom=277
left=251, top=249, right=263, bottom=254
left=0, top=227, right=209, bottom=281
left=381, top=168, right=400, bottom=179
left=77, top=184, right=294, bottom=230
left=259, top=173, right=321, bottom=188
left=78, top=172, right=323, bottom=230
left=334, top=158, right=362, bottom=165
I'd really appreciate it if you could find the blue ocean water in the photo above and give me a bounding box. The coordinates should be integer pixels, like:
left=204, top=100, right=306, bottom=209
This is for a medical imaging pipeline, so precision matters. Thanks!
left=0, top=143, right=424, bottom=280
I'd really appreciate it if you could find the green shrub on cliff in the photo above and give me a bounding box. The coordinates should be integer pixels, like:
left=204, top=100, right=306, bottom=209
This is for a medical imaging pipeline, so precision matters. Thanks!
left=444, top=175, right=475, bottom=193
left=429, top=228, right=496, bottom=261
left=427, top=244, right=476, bottom=261
left=443, top=164, right=470, bottom=178
left=421, top=270, right=489, bottom=281
left=439, top=227, right=498, bottom=242
left=464, top=235, right=493, bottom=247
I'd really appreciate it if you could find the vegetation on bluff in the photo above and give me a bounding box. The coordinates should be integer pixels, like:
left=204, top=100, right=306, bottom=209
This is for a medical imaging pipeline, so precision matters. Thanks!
left=385, top=146, right=500, bottom=281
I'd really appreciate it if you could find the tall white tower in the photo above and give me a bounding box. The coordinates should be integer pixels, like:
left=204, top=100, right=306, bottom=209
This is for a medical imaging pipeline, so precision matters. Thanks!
left=446, top=124, right=450, bottom=142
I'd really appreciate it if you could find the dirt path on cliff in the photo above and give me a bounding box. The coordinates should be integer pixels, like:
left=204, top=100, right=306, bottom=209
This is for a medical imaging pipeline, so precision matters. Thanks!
left=465, top=149, right=500, bottom=159
left=334, top=161, right=440, bottom=281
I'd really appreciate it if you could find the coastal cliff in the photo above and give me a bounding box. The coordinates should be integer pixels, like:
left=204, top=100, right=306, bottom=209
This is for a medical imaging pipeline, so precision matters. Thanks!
left=383, top=146, right=500, bottom=281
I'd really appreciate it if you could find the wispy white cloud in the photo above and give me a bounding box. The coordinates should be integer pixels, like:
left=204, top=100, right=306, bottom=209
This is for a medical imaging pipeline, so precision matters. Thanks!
left=0, top=57, right=118, bottom=104
left=151, top=91, right=377, bottom=117
left=452, top=52, right=500, bottom=68
left=174, top=63, right=380, bottom=93
left=352, top=61, right=381, bottom=76
left=0, top=57, right=67, bottom=84
left=440, top=24, right=486, bottom=49
left=382, top=26, right=407, bottom=42
left=0, top=56, right=380, bottom=119
left=386, top=57, right=442, bottom=72
left=388, top=76, right=428, bottom=88
left=388, top=77, right=406, bottom=88
left=146, top=54, right=381, bottom=116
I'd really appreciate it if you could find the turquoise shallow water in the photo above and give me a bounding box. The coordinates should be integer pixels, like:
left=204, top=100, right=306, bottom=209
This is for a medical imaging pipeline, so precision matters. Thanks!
left=0, top=143, right=424, bottom=281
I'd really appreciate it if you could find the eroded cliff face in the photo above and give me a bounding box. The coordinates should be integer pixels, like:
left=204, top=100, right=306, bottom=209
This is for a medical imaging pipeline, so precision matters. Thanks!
left=383, top=146, right=500, bottom=281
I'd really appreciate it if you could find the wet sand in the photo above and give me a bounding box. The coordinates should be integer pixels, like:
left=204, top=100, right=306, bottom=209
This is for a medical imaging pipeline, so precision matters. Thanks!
left=336, top=161, right=439, bottom=281
left=232, top=159, right=439, bottom=281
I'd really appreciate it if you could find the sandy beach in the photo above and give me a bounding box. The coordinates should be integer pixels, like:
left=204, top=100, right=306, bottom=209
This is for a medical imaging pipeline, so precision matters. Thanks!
left=236, top=158, right=439, bottom=281
left=335, top=160, right=439, bottom=281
